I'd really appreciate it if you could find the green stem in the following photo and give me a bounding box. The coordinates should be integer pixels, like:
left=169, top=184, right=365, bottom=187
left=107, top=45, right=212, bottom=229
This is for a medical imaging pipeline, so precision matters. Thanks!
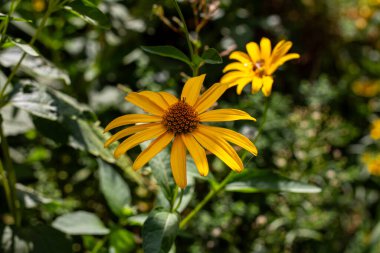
left=91, top=235, right=109, bottom=253
left=253, top=96, right=271, bottom=142
left=179, top=172, right=235, bottom=229
left=0, top=159, right=13, bottom=217
left=179, top=97, right=272, bottom=228
left=174, top=188, right=184, bottom=212
left=0, top=1, right=54, bottom=99
left=170, top=186, right=179, bottom=212
left=171, top=0, right=194, bottom=60
left=0, top=114, right=20, bottom=226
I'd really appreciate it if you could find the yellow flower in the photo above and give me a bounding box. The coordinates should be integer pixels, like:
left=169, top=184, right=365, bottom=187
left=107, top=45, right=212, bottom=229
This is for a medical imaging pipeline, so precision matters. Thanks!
left=352, top=80, right=380, bottom=97
left=362, top=153, right=380, bottom=176
left=370, top=119, right=380, bottom=140
left=104, top=75, right=258, bottom=188
left=220, top=38, right=300, bottom=96
left=32, top=0, right=46, bottom=12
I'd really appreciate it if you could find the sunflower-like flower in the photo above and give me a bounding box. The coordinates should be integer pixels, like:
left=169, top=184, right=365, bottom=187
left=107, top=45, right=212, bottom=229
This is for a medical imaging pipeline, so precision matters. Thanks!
left=104, top=75, right=258, bottom=188
left=220, top=38, right=300, bottom=96
left=362, top=153, right=380, bottom=176
left=370, top=119, right=380, bottom=140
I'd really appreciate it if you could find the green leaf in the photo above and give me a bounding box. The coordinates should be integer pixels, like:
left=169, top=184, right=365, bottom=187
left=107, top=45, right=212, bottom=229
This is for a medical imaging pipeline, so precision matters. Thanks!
left=11, top=38, right=39, bottom=57
left=109, top=227, right=136, bottom=253
left=65, top=0, right=110, bottom=29
left=142, top=210, right=179, bottom=253
left=16, top=183, right=52, bottom=208
left=98, top=159, right=132, bottom=217
left=201, top=48, right=223, bottom=64
left=225, top=170, right=321, bottom=194
left=52, top=211, right=110, bottom=235
left=0, top=225, right=72, bottom=253
left=0, top=48, right=70, bottom=85
left=141, top=45, right=192, bottom=66
left=9, top=80, right=58, bottom=121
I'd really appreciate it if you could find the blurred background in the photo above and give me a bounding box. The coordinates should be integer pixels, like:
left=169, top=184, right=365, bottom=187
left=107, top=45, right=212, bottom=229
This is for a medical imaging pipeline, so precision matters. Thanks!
left=1, top=0, right=380, bottom=252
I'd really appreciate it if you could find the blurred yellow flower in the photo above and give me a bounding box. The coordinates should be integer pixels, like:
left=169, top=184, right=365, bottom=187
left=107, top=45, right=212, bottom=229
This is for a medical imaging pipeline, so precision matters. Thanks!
left=370, top=119, right=380, bottom=140
left=32, top=0, right=46, bottom=12
left=352, top=80, right=380, bottom=97
left=104, top=75, right=258, bottom=188
left=362, top=153, right=380, bottom=176
left=220, top=38, right=300, bottom=96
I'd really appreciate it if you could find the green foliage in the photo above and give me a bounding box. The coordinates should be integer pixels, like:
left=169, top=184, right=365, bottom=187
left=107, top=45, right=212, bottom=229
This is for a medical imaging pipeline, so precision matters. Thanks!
left=1, top=0, right=380, bottom=252
left=52, top=211, right=110, bottom=235
left=226, top=169, right=321, bottom=194
left=142, top=210, right=180, bottom=253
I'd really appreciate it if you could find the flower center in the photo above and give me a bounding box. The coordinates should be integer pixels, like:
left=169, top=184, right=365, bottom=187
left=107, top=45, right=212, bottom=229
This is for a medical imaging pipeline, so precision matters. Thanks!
left=162, top=99, right=199, bottom=134
left=253, top=59, right=265, bottom=77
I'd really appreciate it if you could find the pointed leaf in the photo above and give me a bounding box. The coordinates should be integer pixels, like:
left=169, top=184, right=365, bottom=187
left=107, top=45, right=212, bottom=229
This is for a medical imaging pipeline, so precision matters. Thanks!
left=226, top=170, right=321, bottom=194
left=141, top=45, right=191, bottom=66
left=98, top=159, right=132, bottom=217
left=142, top=210, right=179, bottom=253
left=65, top=0, right=110, bottom=29
left=52, top=211, right=110, bottom=235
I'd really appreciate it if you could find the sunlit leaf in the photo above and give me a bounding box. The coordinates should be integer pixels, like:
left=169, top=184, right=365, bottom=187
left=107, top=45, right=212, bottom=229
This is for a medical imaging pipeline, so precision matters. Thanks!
left=226, top=170, right=321, bottom=193
left=65, top=0, right=110, bottom=29
left=141, top=45, right=192, bottom=66
left=16, top=183, right=52, bottom=209
left=0, top=47, right=70, bottom=85
left=98, top=159, right=132, bottom=217
left=9, top=80, right=58, bottom=121
left=142, top=210, right=179, bottom=253
left=52, top=211, right=110, bottom=235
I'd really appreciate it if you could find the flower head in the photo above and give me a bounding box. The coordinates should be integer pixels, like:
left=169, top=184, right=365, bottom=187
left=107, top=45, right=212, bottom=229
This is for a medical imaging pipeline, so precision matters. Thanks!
left=370, top=119, right=380, bottom=140
left=362, top=153, right=380, bottom=176
left=220, top=38, right=300, bottom=96
left=352, top=80, right=380, bottom=97
left=104, top=74, right=258, bottom=188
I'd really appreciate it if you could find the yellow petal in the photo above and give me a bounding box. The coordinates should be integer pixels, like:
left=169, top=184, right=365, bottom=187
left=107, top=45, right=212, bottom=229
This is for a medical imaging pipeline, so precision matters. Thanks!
left=158, top=92, right=178, bottom=106
left=104, top=114, right=162, bottom=132
left=271, top=40, right=291, bottom=63
left=262, top=76, right=274, bottom=97
left=260, top=37, right=272, bottom=62
left=235, top=77, right=253, bottom=95
left=114, top=124, right=166, bottom=158
left=181, top=133, right=209, bottom=176
left=125, top=92, right=165, bottom=116
left=199, top=109, right=256, bottom=122
left=104, top=123, right=160, bottom=147
left=268, top=53, right=300, bottom=74
left=246, top=42, right=261, bottom=62
left=194, top=83, right=228, bottom=114
left=229, top=51, right=251, bottom=63
left=252, top=76, right=263, bottom=94
left=181, top=74, right=206, bottom=106
left=132, top=131, right=174, bottom=171
left=220, top=71, right=248, bottom=84
left=139, top=91, right=170, bottom=110
left=200, top=125, right=258, bottom=156
left=192, top=129, right=243, bottom=172
left=171, top=136, right=187, bottom=188
left=223, top=62, right=250, bottom=73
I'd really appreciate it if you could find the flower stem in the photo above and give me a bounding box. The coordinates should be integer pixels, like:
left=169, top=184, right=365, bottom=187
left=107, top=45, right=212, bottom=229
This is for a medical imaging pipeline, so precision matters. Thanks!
left=0, top=1, right=54, bottom=99
left=171, top=0, right=194, bottom=60
left=179, top=96, right=271, bottom=228
left=0, top=114, right=20, bottom=226
left=179, top=172, right=235, bottom=229
left=253, top=96, right=271, bottom=142
left=0, top=158, right=13, bottom=218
